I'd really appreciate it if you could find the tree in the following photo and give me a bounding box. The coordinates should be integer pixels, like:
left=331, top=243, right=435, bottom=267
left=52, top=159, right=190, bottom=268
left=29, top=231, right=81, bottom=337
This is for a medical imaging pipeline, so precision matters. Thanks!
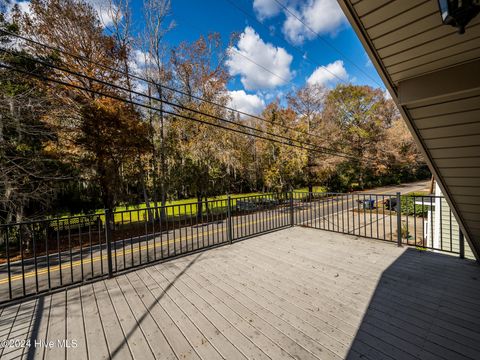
left=142, top=0, right=174, bottom=219
left=0, top=13, right=68, bottom=224
left=324, top=84, right=392, bottom=189
left=21, top=0, right=151, bottom=210
left=258, top=103, right=307, bottom=192
left=168, top=33, right=231, bottom=217
left=288, top=83, right=327, bottom=196
left=77, top=98, right=151, bottom=210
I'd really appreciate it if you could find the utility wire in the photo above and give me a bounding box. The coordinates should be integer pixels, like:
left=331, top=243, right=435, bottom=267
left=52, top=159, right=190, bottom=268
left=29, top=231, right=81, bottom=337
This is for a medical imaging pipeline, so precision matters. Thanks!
left=224, top=0, right=354, bottom=86
left=1, top=60, right=373, bottom=162
left=228, top=47, right=292, bottom=85
left=172, top=13, right=356, bottom=149
left=272, top=0, right=382, bottom=87
left=0, top=46, right=363, bottom=159
left=0, top=28, right=334, bottom=145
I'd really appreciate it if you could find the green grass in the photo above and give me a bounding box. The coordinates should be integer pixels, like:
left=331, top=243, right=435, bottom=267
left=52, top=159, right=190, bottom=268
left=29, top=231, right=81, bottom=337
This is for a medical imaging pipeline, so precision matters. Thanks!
left=294, top=186, right=327, bottom=193
left=49, top=191, right=297, bottom=228
left=48, top=187, right=328, bottom=228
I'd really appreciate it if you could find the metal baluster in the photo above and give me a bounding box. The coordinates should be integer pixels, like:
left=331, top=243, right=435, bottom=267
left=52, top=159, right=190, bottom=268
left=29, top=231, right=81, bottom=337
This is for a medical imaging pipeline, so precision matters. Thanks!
left=33, top=224, right=39, bottom=293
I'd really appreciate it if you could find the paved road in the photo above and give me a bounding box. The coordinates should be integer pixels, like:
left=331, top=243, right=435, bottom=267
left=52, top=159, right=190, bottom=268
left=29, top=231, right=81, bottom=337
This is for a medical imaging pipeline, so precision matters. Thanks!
left=0, top=180, right=429, bottom=303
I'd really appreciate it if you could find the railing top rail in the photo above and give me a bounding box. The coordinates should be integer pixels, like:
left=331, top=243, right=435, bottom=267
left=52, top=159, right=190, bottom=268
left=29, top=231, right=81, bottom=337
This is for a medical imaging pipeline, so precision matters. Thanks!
left=0, top=213, right=105, bottom=228
left=292, top=190, right=444, bottom=199
left=0, top=191, right=446, bottom=228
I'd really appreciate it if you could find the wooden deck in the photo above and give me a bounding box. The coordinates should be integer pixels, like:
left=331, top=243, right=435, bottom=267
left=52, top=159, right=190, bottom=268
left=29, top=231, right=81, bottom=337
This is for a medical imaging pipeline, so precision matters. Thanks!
left=1, top=227, right=480, bottom=360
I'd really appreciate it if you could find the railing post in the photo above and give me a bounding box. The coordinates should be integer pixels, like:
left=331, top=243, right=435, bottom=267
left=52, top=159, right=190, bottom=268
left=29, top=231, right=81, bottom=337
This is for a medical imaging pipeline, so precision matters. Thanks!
left=290, top=191, right=294, bottom=227
left=396, top=192, right=402, bottom=247
left=105, top=209, right=113, bottom=278
left=459, top=230, right=465, bottom=259
left=227, top=195, right=233, bottom=244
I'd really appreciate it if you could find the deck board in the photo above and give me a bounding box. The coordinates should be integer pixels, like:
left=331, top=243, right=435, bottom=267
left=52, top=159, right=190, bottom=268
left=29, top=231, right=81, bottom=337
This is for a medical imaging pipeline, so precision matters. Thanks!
left=143, top=267, right=248, bottom=360
left=80, top=285, right=110, bottom=359
left=66, top=288, right=88, bottom=360
left=117, top=275, right=177, bottom=360
left=1, top=227, right=480, bottom=360
left=104, top=276, right=155, bottom=360
left=43, top=291, right=66, bottom=360
left=127, top=270, right=200, bottom=360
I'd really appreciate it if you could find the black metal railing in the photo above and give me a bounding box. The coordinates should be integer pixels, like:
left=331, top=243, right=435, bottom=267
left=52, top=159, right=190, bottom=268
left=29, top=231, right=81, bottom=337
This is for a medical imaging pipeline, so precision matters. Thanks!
left=0, top=193, right=290, bottom=304
left=293, top=191, right=466, bottom=256
left=0, top=191, right=466, bottom=304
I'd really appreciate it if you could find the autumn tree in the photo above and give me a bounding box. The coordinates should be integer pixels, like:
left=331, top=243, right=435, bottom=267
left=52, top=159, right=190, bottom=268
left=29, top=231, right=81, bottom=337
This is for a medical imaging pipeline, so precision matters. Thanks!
left=381, top=117, right=427, bottom=183
left=0, top=13, right=69, bottom=225
left=288, top=83, right=327, bottom=196
left=258, top=103, right=307, bottom=192
left=168, top=33, right=231, bottom=217
left=78, top=98, right=151, bottom=209
left=141, top=0, right=175, bottom=219
left=323, top=84, right=394, bottom=189
left=21, top=0, right=151, bottom=210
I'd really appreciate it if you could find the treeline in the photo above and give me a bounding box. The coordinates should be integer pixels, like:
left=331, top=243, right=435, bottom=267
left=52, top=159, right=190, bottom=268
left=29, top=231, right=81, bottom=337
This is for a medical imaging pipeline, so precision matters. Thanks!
left=0, top=0, right=428, bottom=223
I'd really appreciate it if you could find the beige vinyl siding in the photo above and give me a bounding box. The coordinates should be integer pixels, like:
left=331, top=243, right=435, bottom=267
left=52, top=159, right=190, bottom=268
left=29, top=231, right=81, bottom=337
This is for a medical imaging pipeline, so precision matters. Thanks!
left=435, top=186, right=475, bottom=259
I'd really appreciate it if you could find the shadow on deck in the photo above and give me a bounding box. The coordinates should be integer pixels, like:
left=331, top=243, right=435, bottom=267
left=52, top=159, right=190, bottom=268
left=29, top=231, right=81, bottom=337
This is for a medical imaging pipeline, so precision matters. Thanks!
left=346, top=247, right=480, bottom=360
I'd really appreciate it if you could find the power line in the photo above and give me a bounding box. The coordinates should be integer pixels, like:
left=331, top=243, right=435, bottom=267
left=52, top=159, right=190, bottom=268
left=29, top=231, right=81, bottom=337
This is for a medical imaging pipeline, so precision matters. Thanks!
left=227, top=47, right=292, bottom=85
left=272, top=0, right=383, bottom=87
left=0, top=28, right=334, bottom=145
left=1, top=58, right=374, bottom=162
left=173, top=12, right=358, bottom=149
left=0, top=46, right=363, bottom=160
left=224, top=0, right=356, bottom=87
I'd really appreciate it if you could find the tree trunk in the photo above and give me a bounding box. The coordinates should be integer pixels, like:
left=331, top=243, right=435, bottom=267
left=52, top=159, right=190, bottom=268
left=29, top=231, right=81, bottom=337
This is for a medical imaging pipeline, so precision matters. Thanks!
left=140, top=166, right=154, bottom=223
left=204, top=194, right=210, bottom=216
left=196, top=191, right=203, bottom=221
left=308, top=183, right=313, bottom=202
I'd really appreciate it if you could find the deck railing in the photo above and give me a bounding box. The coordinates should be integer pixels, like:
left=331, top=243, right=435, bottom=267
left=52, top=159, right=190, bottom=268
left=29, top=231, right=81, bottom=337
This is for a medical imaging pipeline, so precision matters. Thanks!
left=0, top=193, right=290, bottom=304
left=0, top=191, right=465, bottom=304
left=293, top=191, right=466, bottom=256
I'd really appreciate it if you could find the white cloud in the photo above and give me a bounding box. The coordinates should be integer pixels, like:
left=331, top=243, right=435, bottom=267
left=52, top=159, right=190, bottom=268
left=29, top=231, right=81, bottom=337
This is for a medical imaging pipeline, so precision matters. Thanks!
left=253, top=0, right=282, bottom=21
left=4, top=0, right=32, bottom=19
left=228, top=90, right=265, bottom=116
left=383, top=89, right=392, bottom=100
left=88, top=0, right=120, bottom=27
left=283, top=0, right=346, bottom=44
left=4, top=0, right=119, bottom=28
left=226, top=26, right=293, bottom=91
left=307, top=60, right=348, bottom=87
left=128, top=49, right=151, bottom=74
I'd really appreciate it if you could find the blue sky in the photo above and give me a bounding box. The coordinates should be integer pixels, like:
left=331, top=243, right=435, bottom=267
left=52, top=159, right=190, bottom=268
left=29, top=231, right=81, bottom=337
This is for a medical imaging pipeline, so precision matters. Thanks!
left=152, top=0, right=384, bottom=113
left=7, top=0, right=385, bottom=114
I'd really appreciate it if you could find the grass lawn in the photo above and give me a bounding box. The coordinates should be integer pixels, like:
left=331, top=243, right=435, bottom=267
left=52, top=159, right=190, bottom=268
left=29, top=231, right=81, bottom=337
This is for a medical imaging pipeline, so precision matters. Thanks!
left=115, top=188, right=326, bottom=217
left=50, top=187, right=327, bottom=227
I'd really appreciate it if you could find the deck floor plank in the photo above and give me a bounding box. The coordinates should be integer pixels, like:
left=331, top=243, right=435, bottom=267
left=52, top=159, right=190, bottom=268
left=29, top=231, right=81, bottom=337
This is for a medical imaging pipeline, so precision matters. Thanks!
left=103, top=276, right=156, bottom=360
left=43, top=291, right=66, bottom=360
left=115, top=274, right=177, bottom=360
left=138, top=267, right=224, bottom=360
left=1, top=227, right=480, bottom=360
left=160, top=262, right=328, bottom=360
left=80, top=283, right=111, bottom=360
left=125, top=270, right=201, bottom=360
left=0, top=300, right=36, bottom=360
left=159, top=263, right=295, bottom=360
left=177, top=262, right=345, bottom=360
left=184, top=252, right=357, bottom=357
left=144, top=266, right=248, bottom=360
left=66, top=287, right=88, bottom=360
left=157, top=264, right=272, bottom=360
